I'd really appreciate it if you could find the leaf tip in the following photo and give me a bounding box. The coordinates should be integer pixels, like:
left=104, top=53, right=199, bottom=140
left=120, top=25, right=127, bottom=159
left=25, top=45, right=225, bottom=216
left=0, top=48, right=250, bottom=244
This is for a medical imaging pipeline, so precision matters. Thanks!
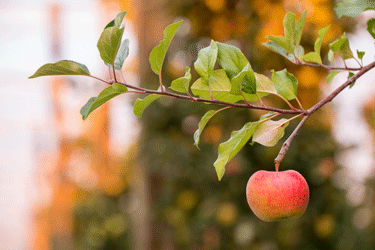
left=213, top=161, right=225, bottom=181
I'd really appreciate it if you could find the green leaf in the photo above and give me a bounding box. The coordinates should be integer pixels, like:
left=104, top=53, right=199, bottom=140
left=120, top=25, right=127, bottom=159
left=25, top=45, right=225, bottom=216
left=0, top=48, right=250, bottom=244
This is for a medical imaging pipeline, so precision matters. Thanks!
left=191, top=70, right=243, bottom=102
left=328, top=49, right=334, bottom=62
left=295, top=45, right=305, bottom=58
left=214, top=122, right=258, bottom=180
left=97, top=27, right=125, bottom=65
left=105, top=39, right=130, bottom=70
left=283, top=12, right=296, bottom=50
left=216, top=42, right=256, bottom=94
left=170, top=67, right=191, bottom=93
left=29, top=60, right=90, bottom=78
left=301, top=52, right=322, bottom=64
left=104, top=11, right=127, bottom=29
left=80, top=83, right=128, bottom=120
left=266, top=35, right=294, bottom=53
left=262, top=41, right=295, bottom=61
left=194, top=110, right=217, bottom=148
left=367, top=18, right=375, bottom=39
left=191, top=70, right=272, bottom=103
left=194, top=40, right=218, bottom=84
left=315, top=26, right=330, bottom=54
left=271, top=69, right=298, bottom=100
left=133, top=88, right=164, bottom=118
left=294, top=11, right=307, bottom=47
left=114, top=39, right=130, bottom=70
left=265, top=11, right=306, bottom=57
left=80, top=97, right=97, bottom=119
left=348, top=72, right=356, bottom=88
left=231, top=64, right=256, bottom=95
left=283, top=11, right=307, bottom=48
left=327, top=71, right=340, bottom=84
left=217, top=42, right=249, bottom=78
left=149, top=21, right=183, bottom=75
left=357, top=49, right=365, bottom=60
left=335, top=0, right=375, bottom=18
left=300, top=26, right=329, bottom=64
left=252, top=119, right=289, bottom=147
left=329, top=33, right=354, bottom=60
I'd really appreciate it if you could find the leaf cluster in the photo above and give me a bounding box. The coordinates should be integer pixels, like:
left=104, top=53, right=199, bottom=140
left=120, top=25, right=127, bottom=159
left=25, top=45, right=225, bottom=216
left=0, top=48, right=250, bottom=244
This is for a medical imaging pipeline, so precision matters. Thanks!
left=29, top=6, right=375, bottom=180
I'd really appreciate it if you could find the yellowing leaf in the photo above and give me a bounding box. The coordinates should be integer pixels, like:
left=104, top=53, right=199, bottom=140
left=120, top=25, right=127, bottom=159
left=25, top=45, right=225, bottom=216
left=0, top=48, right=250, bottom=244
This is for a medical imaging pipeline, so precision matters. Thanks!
left=252, top=119, right=289, bottom=147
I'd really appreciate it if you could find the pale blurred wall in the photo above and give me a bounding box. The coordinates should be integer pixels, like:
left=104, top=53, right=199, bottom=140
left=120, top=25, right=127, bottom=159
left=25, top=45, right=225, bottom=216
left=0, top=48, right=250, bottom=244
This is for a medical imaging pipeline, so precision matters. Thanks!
left=0, top=1, right=102, bottom=248
left=331, top=13, right=375, bottom=206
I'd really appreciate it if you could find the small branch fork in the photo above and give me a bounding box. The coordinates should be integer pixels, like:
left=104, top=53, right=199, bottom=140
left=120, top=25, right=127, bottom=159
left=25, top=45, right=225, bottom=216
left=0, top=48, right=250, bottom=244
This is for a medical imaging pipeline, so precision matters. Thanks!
left=274, top=60, right=375, bottom=170
left=90, top=60, right=375, bottom=170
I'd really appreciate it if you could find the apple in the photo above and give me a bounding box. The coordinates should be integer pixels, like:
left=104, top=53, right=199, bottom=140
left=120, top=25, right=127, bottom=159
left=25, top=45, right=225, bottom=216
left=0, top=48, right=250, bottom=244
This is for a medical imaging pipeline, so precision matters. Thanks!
left=246, top=170, right=309, bottom=221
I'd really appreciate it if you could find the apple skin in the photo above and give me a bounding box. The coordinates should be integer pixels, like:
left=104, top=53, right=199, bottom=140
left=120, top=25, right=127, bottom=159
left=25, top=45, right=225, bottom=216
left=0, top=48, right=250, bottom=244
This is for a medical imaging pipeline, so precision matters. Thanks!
left=246, top=170, right=309, bottom=222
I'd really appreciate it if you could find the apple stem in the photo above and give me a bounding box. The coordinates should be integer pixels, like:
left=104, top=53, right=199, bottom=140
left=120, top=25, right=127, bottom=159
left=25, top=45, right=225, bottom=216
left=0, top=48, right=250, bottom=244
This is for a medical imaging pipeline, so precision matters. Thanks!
left=274, top=115, right=309, bottom=168
left=275, top=163, right=279, bottom=172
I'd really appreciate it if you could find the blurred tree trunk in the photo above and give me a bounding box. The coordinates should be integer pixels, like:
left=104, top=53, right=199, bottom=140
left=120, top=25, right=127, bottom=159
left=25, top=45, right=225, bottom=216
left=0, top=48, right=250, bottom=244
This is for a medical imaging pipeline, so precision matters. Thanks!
left=133, top=0, right=169, bottom=249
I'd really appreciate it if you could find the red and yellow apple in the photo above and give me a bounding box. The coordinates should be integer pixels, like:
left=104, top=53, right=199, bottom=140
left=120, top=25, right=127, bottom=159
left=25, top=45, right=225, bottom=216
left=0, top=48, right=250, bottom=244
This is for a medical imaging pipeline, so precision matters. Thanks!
left=246, top=170, right=309, bottom=221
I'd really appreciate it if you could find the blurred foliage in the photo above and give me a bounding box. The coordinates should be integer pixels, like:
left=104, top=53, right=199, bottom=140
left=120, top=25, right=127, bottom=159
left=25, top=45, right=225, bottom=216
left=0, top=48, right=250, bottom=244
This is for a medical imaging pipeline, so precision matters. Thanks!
left=72, top=0, right=375, bottom=249
left=74, top=193, right=131, bottom=250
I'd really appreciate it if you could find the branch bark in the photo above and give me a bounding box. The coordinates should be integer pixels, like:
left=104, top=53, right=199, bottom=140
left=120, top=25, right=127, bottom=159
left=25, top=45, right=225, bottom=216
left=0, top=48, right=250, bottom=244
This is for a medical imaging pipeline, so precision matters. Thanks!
left=295, top=59, right=363, bottom=71
left=117, top=80, right=306, bottom=115
left=308, top=60, right=375, bottom=114
left=274, top=115, right=309, bottom=171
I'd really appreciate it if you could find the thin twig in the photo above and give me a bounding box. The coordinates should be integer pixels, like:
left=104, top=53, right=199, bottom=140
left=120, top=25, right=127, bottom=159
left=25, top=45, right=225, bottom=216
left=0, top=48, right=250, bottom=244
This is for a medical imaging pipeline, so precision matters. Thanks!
left=295, top=59, right=362, bottom=71
left=115, top=80, right=304, bottom=114
left=257, top=90, right=297, bottom=111
left=159, top=70, right=165, bottom=92
left=255, top=92, right=265, bottom=106
left=112, top=66, right=118, bottom=83
left=186, top=91, right=197, bottom=101
left=88, top=75, right=111, bottom=84
left=240, top=89, right=252, bottom=107
left=353, top=57, right=362, bottom=68
left=213, top=106, right=234, bottom=115
left=208, top=83, right=215, bottom=100
left=295, top=97, right=304, bottom=111
left=282, top=113, right=303, bottom=126
left=274, top=115, right=309, bottom=171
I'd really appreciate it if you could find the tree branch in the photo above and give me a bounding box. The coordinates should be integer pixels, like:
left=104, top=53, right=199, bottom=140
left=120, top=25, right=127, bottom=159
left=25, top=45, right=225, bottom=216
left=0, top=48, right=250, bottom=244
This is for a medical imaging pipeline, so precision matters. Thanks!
left=308, top=60, right=375, bottom=115
left=116, top=80, right=306, bottom=115
left=90, top=59, right=375, bottom=171
left=274, top=115, right=309, bottom=171
left=295, top=59, right=363, bottom=71
left=274, top=60, right=375, bottom=169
